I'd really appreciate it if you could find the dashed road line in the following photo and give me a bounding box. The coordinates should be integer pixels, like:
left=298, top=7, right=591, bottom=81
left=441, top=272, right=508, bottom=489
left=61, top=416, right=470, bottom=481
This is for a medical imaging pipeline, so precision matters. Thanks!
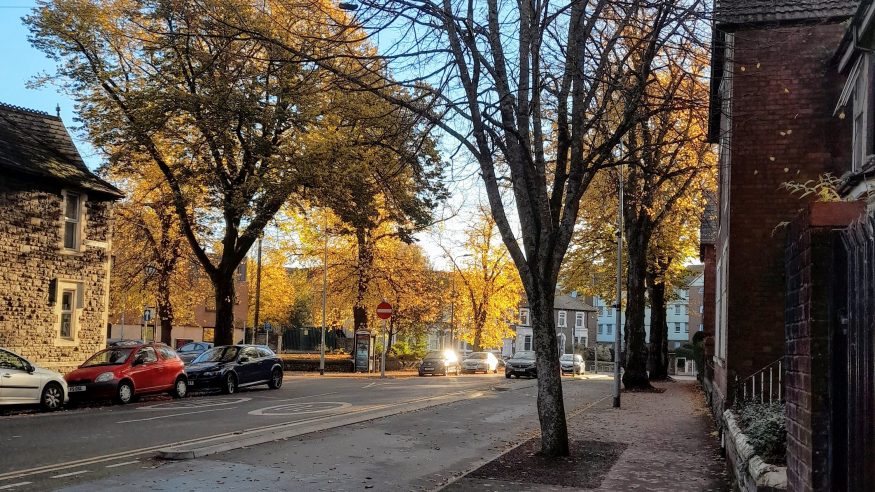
left=51, top=470, right=89, bottom=479
left=117, top=407, right=235, bottom=424
left=0, top=482, right=31, bottom=490
left=104, top=460, right=139, bottom=468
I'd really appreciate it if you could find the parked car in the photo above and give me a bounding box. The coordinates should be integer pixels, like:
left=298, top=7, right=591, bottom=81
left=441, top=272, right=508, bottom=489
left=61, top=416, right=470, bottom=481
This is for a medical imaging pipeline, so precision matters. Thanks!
left=418, top=350, right=461, bottom=376
left=65, top=343, right=188, bottom=404
left=461, top=352, right=500, bottom=374
left=560, top=354, right=585, bottom=375
left=177, top=342, right=214, bottom=365
left=505, top=350, right=538, bottom=378
left=185, top=345, right=284, bottom=394
left=0, top=348, right=68, bottom=411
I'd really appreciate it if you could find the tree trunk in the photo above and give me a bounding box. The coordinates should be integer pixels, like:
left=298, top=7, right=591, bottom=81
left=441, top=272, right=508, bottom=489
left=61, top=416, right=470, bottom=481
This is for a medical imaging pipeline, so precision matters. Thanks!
left=530, top=288, right=569, bottom=456
left=622, top=219, right=652, bottom=389
left=353, top=228, right=374, bottom=333
left=157, top=272, right=174, bottom=346
left=213, top=269, right=236, bottom=346
left=647, top=272, right=669, bottom=380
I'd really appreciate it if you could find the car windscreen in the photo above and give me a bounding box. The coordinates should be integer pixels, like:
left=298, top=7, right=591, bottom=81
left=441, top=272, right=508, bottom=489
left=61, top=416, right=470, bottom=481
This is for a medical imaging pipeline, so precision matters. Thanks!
left=511, top=351, right=536, bottom=361
left=423, top=351, right=443, bottom=360
left=467, top=353, right=488, bottom=359
left=559, top=355, right=574, bottom=361
left=82, top=348, right=134, bottom=367
left=193, top=346, right=240, bottom=363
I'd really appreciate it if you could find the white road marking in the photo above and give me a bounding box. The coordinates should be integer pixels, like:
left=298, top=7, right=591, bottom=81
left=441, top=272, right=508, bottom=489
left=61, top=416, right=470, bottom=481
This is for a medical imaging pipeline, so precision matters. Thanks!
left=248, top=401, right=352, bottom=416
left=117, top=407, right=234, bottom=424
left=250, top=391, right=338, bottom=401
left=0, top=482, right=31, bottom=490
left=362, top=382, right=376, bottom=388
left=104, top=460, right=139, bottom=468
left=137, top=397, right=251, bottom=411
left=51, top=470, right=89, bottom=479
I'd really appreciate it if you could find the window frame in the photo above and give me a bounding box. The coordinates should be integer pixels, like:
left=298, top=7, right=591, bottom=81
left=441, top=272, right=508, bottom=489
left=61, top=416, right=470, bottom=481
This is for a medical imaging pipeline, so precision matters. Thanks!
left=523, top=335, right=532, bottom=351
left=61, top=190, right=86, bottom=252
left=557, top=310, right=567, bottom=328
left=575, top=312, right=585, bottom=328
left=53, top=280, right=83, bottom=346
left=519, top=308, right=529, bottom=326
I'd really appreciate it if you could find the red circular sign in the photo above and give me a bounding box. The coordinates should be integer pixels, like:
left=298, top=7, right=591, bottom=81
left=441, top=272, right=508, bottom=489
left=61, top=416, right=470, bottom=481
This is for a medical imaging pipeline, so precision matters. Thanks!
left=376, top=301, right=393, bottom=319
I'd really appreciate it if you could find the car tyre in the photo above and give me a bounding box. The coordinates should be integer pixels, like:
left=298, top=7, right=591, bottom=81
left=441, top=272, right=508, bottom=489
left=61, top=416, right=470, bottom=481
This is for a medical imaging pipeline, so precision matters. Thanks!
left=505, top=373, right=511, bottom=379
left=40, top=382, right=64, bottom=411
left=171, top=376, right=188, bottom=399
left=269, top=368, right=283, bottom=389
left=116, top=380, right=134, bottom=404
left=222, top=373, right=238, bottom=395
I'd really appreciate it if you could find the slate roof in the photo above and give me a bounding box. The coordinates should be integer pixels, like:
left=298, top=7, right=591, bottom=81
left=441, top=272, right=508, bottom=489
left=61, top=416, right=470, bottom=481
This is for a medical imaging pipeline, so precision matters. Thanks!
left=0, top=102, right=122, bottom=199
left=700, top=195, right=717, bottom=247
left=520, top=291, right=597, bottom=312
left=714, top=0, right=858, bottom=26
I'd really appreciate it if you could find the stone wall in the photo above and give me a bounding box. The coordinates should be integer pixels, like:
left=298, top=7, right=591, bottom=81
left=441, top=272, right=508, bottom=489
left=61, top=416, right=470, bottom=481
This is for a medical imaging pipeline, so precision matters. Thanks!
left=0, top=175, right=114, bottom=373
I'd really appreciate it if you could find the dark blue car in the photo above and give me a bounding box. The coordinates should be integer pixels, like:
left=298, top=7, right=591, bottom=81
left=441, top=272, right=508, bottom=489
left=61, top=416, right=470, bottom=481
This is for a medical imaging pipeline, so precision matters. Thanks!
left=184, top=345, right=283, bottom=394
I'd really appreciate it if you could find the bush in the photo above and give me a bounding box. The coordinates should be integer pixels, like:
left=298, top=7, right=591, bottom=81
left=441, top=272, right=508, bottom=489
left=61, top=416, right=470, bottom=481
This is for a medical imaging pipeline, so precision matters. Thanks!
left=736, top=401, right=786, bottom=465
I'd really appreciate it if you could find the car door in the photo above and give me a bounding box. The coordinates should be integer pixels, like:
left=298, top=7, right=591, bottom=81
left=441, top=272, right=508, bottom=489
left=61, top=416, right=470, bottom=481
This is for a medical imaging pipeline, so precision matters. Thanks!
left=128, top=347, right=162, bottom=392
left=0, top=350, right=40, bottom=404
left=256, top=347, right=275, bottom=381
left=236, top=347, right=261, bottom=385
left=156, top=345, right=182, bottom=388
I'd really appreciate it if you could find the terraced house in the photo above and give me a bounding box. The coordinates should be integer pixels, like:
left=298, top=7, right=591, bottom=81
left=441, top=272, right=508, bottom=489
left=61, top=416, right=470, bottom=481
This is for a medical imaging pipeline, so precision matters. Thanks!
left=0, top=102, right=122, bottom=373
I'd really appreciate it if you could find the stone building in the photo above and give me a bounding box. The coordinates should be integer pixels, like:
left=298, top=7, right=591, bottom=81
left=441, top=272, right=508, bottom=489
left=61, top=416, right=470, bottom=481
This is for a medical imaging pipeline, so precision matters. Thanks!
left=0, top=102, right=122, bottom=373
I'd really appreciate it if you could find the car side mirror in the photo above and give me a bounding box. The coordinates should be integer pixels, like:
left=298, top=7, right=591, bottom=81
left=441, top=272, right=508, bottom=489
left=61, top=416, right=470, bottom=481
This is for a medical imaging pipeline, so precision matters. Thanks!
left=239, top=356, right=249, bottom=363
left=25, top=363, right=35, bottom=373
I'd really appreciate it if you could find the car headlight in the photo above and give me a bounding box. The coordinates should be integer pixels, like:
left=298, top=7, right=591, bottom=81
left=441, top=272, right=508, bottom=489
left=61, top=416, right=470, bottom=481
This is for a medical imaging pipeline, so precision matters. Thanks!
left=202, top=371, right=220, bottom=377
left=95, top=372, right=114, bottom=383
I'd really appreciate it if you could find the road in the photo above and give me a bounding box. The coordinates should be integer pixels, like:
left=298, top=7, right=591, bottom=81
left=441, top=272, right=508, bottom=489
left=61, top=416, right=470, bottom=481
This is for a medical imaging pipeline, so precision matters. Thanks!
left=0, top=373, right=613, bottom=491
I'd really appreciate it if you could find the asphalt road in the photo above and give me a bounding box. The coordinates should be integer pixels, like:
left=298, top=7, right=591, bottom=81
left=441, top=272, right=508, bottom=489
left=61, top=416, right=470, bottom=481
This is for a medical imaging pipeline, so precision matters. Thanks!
left=0, top=373, right=613, bottom=491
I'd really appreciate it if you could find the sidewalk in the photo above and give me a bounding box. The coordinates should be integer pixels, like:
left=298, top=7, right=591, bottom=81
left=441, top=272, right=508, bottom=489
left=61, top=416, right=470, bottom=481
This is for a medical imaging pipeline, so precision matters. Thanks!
left=446, top=379, right=729, bottom=491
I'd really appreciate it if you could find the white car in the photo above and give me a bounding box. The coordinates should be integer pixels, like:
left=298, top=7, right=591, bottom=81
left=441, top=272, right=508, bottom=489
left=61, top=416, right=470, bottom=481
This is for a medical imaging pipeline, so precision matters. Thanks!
left=560, top=354, right=585, bottom=375
left=461, top=352, right=500, bottom=374
left=0, top=348, right=68, bottom=411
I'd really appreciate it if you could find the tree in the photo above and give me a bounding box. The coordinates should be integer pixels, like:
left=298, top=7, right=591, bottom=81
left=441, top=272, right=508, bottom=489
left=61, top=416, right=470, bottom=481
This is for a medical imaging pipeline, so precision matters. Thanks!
left=27, top=0, right=355, bottom=345
left=108, top=164, right=200, bottom=345
left=445, top=208, right=522, bottom=352
left=308, top=0, right=705, bottom=456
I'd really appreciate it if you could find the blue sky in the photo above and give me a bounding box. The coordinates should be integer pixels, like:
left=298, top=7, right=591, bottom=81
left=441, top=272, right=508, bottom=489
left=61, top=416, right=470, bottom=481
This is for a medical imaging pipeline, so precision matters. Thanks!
left=0, top=2, right=100, bottom=167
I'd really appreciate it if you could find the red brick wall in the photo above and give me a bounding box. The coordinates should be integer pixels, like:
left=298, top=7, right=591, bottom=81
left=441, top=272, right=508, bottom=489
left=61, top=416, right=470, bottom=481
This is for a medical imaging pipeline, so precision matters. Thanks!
left=718, top=22, right=850, bottom=396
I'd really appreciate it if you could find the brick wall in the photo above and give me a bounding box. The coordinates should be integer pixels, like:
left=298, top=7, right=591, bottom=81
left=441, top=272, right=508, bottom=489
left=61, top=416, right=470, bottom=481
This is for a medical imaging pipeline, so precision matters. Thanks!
left=783, top=202, right=864, bottom=492
left=0, top=175, right=114, bottom=373
left=717, top=21, right=850, bottom=401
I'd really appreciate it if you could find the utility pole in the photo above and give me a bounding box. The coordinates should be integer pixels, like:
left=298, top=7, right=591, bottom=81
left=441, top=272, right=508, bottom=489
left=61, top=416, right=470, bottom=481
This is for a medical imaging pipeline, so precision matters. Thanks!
left=320, top=213, right=328, bottom=376
left=252, top=235, right=263, bottom=345
left=614, top=162, right=624, bottom=409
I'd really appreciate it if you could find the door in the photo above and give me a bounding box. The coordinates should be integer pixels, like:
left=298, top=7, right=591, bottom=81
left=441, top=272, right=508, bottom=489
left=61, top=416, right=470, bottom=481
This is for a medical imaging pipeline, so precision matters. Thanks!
left=128, top=347, right=162, bottom=392
left=0, top=350, right=40, bottom=404
left=236, top=347, right=261, bottom=385
left=257, top=347, right=275, bottom=380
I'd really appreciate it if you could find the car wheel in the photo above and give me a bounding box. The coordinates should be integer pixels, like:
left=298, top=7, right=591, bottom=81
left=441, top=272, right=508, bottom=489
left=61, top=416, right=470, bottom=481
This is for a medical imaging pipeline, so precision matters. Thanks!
left=171, top=376, right=188, bottom=399
left=116, top=380, right=134, bottom=404
left=222, top=373, right=238, bottom=395
left=505, top=373, right=511, bottom=379
left=40, top=382, right=64, bottom=411
left=268, top=368, right=283, bottom=389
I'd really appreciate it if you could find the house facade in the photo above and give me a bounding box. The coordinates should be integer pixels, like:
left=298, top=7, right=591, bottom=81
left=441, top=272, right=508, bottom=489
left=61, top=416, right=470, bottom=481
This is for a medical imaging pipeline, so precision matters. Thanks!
left=507, top=292, right=596, bottom=357
left=706, top=0, right=854, bottom=420
left=0, top=102, right=123, bottom=373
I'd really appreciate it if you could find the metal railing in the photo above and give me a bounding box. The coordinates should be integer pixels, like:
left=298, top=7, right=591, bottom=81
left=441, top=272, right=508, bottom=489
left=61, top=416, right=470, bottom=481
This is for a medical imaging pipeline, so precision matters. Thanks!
left=735, top=357, right=784, bottom=405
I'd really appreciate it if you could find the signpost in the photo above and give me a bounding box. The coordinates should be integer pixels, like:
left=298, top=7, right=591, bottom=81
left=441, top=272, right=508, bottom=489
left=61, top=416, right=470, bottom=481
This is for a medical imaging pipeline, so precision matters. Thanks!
left=376, top=301, right=392, bottom=378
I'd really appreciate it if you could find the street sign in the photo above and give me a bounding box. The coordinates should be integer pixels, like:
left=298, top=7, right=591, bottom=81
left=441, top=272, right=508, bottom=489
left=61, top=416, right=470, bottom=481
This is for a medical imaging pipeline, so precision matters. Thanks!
left=376, top=301, right=393, bottom=320
left=143, top=308, right=153, bottom=322
left=263, top=322, right=272, bottom=332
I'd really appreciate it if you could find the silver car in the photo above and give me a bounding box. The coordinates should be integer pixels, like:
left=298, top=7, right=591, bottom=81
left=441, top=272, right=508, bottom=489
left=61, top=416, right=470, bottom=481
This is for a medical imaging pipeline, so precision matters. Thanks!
left=461, top=352, right=499, bottom=374
left=560, top=354, right=585, bottom=375
left=0, top=348, right=69, bottom=411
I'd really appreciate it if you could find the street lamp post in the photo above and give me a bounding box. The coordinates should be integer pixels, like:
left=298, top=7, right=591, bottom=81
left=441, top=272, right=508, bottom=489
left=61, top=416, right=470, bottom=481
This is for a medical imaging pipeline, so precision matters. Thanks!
left=252, top=235, right=263, bottom=346
left=613, top=162, right=624, bottom=409
left=320, top=213, right=328, bottom=376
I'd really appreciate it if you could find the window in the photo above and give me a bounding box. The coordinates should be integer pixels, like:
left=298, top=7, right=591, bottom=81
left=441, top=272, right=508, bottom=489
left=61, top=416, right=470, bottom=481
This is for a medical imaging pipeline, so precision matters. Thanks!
left=683, top=323, right=688, bottom=333
left=598, top=324, right=603, bottom=335
left=699, top=324, right=704, bottom=332
left=62, top=191, right=82, bottom=250
left=700, top=306, right=704, bottom=314
left=698, top=287, right=704, bottom=294
left=519, top=308, right=529, bottom=326
left=241, top=347, right=260, bottom=360
left=0, top=349, right=27, bottom=371
left=203, top=327, right=215, bottom=343
left=157, top=346, right=178, bottom=360
left=675, top=323, right=681, bottom=334
left=60, top=290, right=75, bottom=339
left=257, top=347, right=274, bottom=358
left=852, top=55, right=872, bottom=171
left=675, top=304, right=681, bottom=315
left=557, top=311, right=567, bottom=327
left=680, top=289, right=688, bottom=298
left=606, top=324, right=612, bottom=335
left=523, top=335, right=532, bottom=351
left=607, top=305, right=613, bottom=317
left=598, top=306, right=605, bottom=317
left=205, top=296, right=216, bottom=312
left=136, top=347, right=158, bottom=364
left=575, top=312, right=584, bottom=328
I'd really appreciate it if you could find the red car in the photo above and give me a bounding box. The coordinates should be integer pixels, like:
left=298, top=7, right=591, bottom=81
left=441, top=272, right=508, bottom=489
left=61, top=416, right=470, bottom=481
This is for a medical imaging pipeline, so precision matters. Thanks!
left=65, top=343, right=188, bottom=404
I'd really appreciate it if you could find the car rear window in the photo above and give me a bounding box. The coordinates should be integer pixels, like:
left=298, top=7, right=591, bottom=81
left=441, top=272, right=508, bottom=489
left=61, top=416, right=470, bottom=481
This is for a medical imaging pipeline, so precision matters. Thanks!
left=257, top=347, right=274, bottom=358
left=157, top=346, right=179, bottom=360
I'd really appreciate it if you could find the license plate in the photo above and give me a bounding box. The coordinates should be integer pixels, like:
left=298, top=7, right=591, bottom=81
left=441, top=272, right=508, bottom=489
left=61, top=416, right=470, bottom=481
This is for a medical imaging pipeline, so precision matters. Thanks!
left=187, top=380, right=195, bottom=386
left=68, top=385, right=86, bottom=392
left=423, top=368, right=433, bottom=372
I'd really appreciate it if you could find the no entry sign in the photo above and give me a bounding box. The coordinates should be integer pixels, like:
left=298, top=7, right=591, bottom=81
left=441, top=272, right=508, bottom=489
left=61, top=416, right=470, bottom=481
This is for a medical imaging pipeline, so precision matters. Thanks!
left=376, top=301, right=393, bottom=320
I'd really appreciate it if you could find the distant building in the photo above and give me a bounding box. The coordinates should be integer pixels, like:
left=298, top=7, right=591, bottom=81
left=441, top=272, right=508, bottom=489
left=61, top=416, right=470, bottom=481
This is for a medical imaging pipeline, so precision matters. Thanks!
left=506, top=291, right=597, bottom=357
left=0, top=102, right=123, bottom=372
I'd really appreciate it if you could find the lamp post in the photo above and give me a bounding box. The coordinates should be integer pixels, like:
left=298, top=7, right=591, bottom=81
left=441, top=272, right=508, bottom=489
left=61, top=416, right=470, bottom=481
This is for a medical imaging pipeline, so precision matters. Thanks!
left=320, top=213, right=328, bottom=376
left=613, top=160, right=624, bottom=409
left=252, top=235, right=263, bottom=345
